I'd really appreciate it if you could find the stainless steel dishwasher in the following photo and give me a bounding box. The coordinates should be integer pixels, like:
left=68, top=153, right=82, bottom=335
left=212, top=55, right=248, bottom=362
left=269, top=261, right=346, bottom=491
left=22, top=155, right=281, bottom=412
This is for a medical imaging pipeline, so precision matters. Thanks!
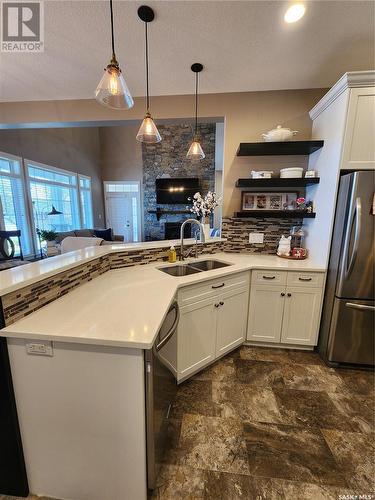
left=145, top=301, right=179, bottom=490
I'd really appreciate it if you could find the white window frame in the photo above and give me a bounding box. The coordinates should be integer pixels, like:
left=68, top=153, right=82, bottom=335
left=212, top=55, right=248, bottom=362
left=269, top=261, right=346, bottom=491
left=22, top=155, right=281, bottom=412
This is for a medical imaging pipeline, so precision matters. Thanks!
left=24, top=159, right=94, bottom=249
left=0, top=151, right=34, bottom=256
left=103, top=181, right=142, bottom=242
left=78, top=174, right=94, bottom=229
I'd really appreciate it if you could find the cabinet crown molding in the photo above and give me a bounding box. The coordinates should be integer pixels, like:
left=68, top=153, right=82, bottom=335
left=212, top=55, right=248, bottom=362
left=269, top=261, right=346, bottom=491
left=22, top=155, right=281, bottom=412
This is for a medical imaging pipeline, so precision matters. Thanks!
left=309, top=71, right=375, bottom=121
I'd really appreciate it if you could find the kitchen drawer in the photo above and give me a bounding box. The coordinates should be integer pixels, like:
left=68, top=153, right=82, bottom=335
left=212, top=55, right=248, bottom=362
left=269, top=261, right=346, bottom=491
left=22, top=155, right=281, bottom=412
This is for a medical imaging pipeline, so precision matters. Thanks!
left=178, top=271, right=250, bottom=306
left=287, top=272, right=324, bottom=288
left=251, top=270, right=287, bottom=285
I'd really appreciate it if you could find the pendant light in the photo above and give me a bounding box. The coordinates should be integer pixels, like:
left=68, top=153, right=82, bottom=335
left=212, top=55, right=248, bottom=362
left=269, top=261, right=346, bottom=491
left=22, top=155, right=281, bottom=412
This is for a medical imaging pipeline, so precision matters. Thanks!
left=95, top=0, right=134, bottom=110
left=136, top=5, right=162, bottom=143
left=187, top=63, right=205, bottom=160
left=47, top=206, right=63, bottom=216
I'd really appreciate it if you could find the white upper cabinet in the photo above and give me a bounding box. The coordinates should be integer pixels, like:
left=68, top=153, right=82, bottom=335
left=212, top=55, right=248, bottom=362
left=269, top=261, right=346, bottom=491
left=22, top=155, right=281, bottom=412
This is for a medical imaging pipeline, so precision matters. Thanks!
left=341, top=87, right=375, bottom=170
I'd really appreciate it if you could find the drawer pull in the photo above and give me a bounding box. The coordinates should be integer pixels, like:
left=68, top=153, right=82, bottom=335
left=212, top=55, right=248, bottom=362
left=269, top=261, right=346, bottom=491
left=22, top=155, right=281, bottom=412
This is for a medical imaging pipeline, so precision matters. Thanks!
left=263, top=275, right=276, bottom=280
left=214, top=303, right=220, bottom=308
left=281, top=292, right=285, bottom=297
left=299, top=277, right=312, bottom=282
left=212, top=283, right=225, bottom=289
left=219, top=301, right=224, bottom=306
left=287, top=293, right=292, bottom=297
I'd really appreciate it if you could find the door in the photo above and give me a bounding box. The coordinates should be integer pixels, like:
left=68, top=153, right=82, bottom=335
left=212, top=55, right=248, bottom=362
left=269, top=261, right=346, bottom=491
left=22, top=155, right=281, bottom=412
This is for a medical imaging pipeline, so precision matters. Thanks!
left=104, top=182, right=141, bottom=242
left=247, top=284, right=285, bottom=343
left=327, top=298, right=375, bottom=365
left=281, top=287, right=323, bottom=346
left=177, top=297, right=217, bottom=382
left=336, top=171, right=375, bottom=300
left=216, top=286, right=249, bottom=357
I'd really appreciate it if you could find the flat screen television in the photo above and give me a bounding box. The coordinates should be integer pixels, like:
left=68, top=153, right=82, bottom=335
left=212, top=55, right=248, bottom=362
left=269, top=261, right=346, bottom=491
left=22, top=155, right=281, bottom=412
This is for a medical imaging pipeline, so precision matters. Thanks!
left=156, top=177, right=200, bottom=204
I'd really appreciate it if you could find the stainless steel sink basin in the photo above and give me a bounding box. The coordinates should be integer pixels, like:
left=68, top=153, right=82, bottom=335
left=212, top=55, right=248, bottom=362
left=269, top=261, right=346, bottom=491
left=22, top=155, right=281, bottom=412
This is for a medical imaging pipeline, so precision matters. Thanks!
left=158, top=259, right=232, bottom=277
left=189, top=260, right=232, bottom=271
left=158, top=264, right=202, bottom=277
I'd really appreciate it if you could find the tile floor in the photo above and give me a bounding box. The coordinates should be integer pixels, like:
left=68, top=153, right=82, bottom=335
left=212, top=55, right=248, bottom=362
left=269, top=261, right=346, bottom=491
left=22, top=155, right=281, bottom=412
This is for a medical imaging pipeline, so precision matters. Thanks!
left=2, top=346, right=374, bottom=500
left=152, top=346, right=375, bottom=499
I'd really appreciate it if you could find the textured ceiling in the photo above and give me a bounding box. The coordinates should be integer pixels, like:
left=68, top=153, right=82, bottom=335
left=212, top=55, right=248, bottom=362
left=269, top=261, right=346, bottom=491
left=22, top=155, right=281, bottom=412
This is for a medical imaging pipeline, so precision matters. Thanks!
left=0, top=0, right=374, bottom=102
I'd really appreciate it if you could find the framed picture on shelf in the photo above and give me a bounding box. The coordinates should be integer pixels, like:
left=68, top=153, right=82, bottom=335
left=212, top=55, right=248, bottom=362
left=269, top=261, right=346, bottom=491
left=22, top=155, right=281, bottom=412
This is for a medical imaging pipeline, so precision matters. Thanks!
left=241, top=192, right=298, bottom=211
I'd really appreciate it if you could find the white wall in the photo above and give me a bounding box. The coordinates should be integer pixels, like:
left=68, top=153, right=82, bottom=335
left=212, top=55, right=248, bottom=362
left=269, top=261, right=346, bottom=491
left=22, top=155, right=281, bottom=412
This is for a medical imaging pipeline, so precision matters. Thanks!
left=304, top=90, right=350, bottom=266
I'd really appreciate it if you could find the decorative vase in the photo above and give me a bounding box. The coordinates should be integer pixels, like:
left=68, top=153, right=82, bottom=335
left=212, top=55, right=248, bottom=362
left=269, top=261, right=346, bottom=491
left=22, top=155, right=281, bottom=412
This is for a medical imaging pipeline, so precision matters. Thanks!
left=202, top=216, right=211, bottom=240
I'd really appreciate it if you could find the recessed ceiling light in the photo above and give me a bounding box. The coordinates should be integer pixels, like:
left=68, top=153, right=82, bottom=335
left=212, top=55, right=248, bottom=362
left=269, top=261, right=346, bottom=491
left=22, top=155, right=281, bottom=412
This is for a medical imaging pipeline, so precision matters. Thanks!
left=284, top=4, right=306, bottom=23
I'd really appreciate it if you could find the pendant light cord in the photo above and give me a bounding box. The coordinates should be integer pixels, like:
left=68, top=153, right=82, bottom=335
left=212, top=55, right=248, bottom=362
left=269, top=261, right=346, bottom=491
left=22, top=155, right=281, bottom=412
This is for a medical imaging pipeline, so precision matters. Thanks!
left=145, top=22, right=150, bottom=111
left=195, top=72, right=199, bottom=136
left=110, top=0, right=116, bottom=59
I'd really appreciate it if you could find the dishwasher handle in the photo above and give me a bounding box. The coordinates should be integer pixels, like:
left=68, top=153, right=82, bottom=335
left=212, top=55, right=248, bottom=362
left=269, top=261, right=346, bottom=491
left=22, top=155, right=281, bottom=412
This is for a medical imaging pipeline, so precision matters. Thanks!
left=155, top=302, right=180, bottom=352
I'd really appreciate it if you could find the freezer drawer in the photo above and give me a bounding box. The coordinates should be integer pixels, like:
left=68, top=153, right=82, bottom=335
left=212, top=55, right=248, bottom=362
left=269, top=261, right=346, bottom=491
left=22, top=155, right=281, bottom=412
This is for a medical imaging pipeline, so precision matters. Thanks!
left=327, top=297, right=375, bottom=365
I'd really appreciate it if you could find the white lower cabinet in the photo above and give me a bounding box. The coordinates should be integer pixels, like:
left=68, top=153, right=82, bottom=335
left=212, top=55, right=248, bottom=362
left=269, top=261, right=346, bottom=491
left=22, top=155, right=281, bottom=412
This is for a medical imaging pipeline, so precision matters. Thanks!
left=247, top=285, right=285, bottom=343
left=281, top=287, right=323, bottom=345
left=247, top=271, right=325, bottom=347
left=176, top=272, right=249, bottom=382
left=216, top=286, right=249, bottom=357
left=178, top=297, right=217, bottom=380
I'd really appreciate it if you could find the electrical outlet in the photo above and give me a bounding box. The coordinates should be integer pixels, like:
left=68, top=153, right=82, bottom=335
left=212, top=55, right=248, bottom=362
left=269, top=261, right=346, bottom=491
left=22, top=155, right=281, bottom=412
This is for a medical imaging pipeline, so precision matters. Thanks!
left=249, top=232, right=264, bottom=244
left=26, top=341, right=53, bottom=356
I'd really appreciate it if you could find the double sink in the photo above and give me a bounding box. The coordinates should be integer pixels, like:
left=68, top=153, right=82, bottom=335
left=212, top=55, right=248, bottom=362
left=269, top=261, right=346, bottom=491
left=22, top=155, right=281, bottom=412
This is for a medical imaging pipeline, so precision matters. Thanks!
left=158, top=259, right=231, bottom=277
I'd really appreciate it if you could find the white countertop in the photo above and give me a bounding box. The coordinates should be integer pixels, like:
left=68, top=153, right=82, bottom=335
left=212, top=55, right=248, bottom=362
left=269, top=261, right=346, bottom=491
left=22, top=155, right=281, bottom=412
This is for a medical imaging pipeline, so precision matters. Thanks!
left=1, top=252, right=326, bottom=350
left=0, top=238, right=226, bottom=296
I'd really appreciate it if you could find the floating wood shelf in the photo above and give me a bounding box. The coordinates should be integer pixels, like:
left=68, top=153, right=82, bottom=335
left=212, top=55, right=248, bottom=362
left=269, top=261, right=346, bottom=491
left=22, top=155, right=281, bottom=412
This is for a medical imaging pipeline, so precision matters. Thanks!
left=234, top=210, right=316, bottom=219
left=148, top=209, right=191, bottom=221
left=236, top=141, right=324, bottom=157
left=235, top=178, right=320, bottom=188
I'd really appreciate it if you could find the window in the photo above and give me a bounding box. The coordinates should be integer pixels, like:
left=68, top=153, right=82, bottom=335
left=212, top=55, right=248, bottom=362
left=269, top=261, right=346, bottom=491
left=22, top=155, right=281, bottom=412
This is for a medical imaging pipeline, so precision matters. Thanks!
left=79, top=175, right=94, bottom=228
left=0, top=155, right=94, bottom=256
left=27, top=161, right=81, bottom=234
left=0, top=152, right=32, bottom=256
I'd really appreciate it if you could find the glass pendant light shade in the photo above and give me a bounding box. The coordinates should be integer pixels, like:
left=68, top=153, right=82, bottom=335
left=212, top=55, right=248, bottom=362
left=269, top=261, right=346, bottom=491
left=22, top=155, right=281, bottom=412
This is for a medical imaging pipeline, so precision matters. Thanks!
left=136, top=112, right=162, bottom=143
left=186, top=138, right=205, bottom=160
left=95, top=62, right=134, bottom=110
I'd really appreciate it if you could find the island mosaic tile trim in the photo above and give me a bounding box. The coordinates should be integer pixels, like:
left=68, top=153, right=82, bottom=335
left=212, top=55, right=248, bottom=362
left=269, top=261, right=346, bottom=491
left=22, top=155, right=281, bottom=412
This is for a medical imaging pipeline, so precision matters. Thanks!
left=222, top=218, right=301, bottom=254
left=109, top=241, right=224, bottom=269
left=2, top=256, right=110, bottom=326
left=1, top=241, right=225, bottom=325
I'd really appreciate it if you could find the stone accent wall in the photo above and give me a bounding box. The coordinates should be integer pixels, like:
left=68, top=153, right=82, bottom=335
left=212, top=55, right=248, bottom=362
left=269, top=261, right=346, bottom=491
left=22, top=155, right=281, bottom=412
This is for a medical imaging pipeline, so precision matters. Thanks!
left=142, top=123, right=216, bottom=241
left=222, top=218, right=301, bottom=254
left=1, top=241, right=225, bottom=325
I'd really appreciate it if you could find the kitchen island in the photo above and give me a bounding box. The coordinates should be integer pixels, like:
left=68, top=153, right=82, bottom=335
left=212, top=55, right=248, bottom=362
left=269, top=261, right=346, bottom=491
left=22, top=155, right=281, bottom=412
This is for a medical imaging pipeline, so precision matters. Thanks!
left=0, top=249, right=326, bottom=500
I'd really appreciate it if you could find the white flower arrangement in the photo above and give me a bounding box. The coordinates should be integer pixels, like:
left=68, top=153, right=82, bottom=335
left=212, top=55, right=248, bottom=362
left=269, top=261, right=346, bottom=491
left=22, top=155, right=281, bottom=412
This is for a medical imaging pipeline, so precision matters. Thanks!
left=188, top=191, right=221, bottom=219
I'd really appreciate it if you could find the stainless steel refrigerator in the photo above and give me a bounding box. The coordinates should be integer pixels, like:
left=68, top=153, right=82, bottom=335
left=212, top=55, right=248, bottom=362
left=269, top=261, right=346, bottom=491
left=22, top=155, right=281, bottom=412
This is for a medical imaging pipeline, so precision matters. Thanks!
left=319, top=170, right=375, bottom=366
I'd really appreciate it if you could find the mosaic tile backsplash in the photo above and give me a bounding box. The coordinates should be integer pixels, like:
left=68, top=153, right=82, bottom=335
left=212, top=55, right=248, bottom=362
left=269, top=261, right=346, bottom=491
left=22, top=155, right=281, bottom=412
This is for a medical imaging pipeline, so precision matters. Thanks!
left=1, top=241, right=225, bottom=325
left=222, top=217, right=302, bottom=254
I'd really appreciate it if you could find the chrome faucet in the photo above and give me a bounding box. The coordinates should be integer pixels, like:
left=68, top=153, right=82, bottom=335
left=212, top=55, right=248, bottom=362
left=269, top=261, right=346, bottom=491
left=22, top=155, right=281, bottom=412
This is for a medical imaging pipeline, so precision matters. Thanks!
left=180, top=218, right=206, bottom=261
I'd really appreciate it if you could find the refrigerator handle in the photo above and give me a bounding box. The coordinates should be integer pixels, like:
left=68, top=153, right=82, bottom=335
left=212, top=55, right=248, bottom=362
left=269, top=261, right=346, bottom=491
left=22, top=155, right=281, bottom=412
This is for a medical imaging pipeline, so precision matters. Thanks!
left=345, top=197, right=362, bottom=279
left=345, top=302, right=375, bottom=312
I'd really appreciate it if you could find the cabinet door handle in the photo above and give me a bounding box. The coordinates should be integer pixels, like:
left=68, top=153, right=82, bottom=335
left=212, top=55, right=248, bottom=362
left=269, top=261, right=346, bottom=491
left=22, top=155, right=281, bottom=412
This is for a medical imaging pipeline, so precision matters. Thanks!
left=219, top=301, right=224, bottom=306
left=214, top=303, right=220, bottom=308
left=299, top=277, right=312, bottom=282
left=212, top=283, right=225, bottom=289
left=263, top=275, right=276, bottom=280
left=287, top=293, right=292, bottom=297
left=280, top=292, right=285, bottom=297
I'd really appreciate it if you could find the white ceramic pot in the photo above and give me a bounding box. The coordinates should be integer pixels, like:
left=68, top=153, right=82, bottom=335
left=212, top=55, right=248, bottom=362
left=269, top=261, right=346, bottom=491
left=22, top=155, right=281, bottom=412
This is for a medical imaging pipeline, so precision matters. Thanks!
left=280, top=167, right=304, bottom=178
left=262, top=125, right=299, bottom=142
